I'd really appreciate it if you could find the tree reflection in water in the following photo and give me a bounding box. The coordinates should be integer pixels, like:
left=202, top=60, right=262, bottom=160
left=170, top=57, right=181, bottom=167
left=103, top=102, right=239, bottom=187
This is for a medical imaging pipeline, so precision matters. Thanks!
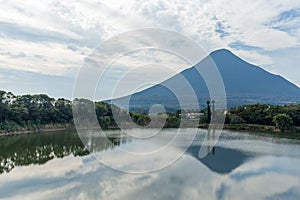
left=1, top=129, right=252, bottom=175
left=0, top=130, right=126, bottom=174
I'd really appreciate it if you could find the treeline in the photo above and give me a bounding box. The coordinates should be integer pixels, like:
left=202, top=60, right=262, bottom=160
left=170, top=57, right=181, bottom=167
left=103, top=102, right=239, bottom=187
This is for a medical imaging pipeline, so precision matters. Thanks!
left=71, top=98, right=180, bottom=129
left=0, top=91, right=73, bottom=133
left=1, top=90, right=299, bottom=133
left=225, top=104, right=300, bottom=131
left=0, top=91, right=179, bottom=133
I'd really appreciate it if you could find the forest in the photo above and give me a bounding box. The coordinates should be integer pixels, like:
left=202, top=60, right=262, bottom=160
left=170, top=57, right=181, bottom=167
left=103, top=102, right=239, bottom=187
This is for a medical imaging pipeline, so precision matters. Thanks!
left=1, top=90, right=299, bottom=133
left=225, top=104, right=300, bottom=131
left=0, top=90, right=179, bottom=133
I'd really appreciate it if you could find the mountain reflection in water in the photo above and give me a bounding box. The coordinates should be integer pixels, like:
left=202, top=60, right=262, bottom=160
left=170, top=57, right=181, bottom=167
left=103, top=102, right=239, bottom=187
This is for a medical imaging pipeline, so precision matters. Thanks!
left=1, top=129, right=300, bottom=200
left=1, top=129, right=249, bottom=175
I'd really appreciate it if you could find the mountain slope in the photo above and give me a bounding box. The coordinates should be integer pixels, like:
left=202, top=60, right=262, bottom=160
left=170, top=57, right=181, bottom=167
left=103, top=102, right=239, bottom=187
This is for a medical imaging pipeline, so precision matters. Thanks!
left=111, top=49, right=300, bottom=111
left=207, top=49, right=300, bottom=98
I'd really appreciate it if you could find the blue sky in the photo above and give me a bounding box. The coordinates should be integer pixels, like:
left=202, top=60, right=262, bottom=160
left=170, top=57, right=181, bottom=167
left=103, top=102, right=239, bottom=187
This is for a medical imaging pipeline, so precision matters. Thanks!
left=0, top=0, right=300, bottom=99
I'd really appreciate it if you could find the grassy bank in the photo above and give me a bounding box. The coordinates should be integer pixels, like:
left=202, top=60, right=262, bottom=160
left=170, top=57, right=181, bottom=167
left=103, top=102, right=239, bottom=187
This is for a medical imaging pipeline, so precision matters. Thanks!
left=0, top=123, right=75, bottom=136
left=2, top=122, right=300, bottom=141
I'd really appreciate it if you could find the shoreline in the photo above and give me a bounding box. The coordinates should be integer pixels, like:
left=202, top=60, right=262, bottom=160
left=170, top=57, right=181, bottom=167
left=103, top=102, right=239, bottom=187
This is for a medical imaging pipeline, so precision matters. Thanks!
left=0, top=124, right=75, bottom=137
left=1, top=123, right=300, bottom=140
left=199, top=123, right=300, bottom=140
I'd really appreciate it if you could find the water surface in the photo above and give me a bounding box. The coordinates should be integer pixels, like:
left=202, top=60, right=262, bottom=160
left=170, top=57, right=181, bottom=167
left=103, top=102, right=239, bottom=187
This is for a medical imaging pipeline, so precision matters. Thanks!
left=0, top=129, right=300, bottom=200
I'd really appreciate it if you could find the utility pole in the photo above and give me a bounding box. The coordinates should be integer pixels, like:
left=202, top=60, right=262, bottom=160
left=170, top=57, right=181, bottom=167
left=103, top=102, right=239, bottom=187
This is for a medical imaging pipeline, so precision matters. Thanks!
left=212, top=100, right=215, bottom=117
left=206, top=100, right=211, bottom=124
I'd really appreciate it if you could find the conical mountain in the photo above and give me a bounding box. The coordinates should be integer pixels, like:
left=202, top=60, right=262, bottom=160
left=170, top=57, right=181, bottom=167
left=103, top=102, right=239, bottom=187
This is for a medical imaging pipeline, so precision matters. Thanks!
left=111, top=49, right=300, bottom=111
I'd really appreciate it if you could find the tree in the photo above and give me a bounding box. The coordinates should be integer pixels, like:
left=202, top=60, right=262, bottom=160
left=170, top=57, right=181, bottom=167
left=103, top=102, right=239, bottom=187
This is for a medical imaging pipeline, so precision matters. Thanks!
left=272, top=114, right=293, bottom=132
left=55, top=98, right=72, bottom=123
left=226, top=114, right=245, bottom=124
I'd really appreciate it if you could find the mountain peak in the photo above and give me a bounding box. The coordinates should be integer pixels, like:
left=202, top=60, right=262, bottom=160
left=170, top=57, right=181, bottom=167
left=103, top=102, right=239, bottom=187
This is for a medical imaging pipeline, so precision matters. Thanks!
left=209, top=48, right=238, bottom=58
left=211, top=48, right=232, bottom=54
left=112, top=48, right=300, bottom=110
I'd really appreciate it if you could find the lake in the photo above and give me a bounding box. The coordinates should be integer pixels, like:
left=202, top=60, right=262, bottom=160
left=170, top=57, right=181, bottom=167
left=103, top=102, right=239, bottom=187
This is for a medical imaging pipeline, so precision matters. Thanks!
left=1, top=128, right=300, bottom=200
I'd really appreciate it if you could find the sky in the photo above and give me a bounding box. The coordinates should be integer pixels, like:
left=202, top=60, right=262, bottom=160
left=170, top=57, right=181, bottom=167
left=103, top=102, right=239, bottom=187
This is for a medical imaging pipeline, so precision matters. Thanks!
left=0, top=0, right=300, bottom=99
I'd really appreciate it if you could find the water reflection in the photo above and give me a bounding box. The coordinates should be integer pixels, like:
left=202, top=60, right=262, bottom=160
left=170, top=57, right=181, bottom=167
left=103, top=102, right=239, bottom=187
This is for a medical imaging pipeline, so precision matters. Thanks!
left=0, top=131, right=127, bottom=174
left=187, top=128, right=252, bottom=174
left=0, top=129, right=300, bottom=200
left=187, top=145, right=251, bottom=174
left=0, top=128, right=248, bottom=175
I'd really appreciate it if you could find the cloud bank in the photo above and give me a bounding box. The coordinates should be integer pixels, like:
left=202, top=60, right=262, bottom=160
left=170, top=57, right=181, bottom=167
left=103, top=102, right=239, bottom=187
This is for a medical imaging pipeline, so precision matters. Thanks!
left=1, top=0, right=300, bottom=98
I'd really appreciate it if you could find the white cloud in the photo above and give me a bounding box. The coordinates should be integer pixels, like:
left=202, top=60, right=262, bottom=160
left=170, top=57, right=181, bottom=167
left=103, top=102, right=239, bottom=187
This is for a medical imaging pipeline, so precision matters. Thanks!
left=95, top=49, right=191, bottom=99
left=0, top=0, right=300, bottom=95
left=230, top=49, right=274, bottom=66
left=98, top=0, right=300, bottom=87
left=0, top=37, right=87, bottom=75
left=2, top=152, right=300, bottom=200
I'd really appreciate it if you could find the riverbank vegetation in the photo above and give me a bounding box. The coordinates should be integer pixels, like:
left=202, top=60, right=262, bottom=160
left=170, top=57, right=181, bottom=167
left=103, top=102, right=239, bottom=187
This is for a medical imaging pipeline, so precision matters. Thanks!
left=1, top=90, right=299, bottom=135
left=225, top=104, right=300, bottom=132
left=0, top=91, right=180, bottom=134
left=0, top=91, right=74, bottom=133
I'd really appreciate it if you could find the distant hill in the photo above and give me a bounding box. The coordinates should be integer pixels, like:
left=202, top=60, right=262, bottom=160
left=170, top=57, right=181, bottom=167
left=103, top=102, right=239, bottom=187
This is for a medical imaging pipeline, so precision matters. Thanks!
left=110, top=49, right=300, bottom=112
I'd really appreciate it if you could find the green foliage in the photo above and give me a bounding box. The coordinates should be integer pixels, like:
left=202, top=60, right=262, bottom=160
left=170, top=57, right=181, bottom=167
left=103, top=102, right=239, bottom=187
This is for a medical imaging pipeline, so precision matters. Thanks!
left=272, top=114, right=293, bottom=132
left=164, top=114, right=180, bottom=128
left=226, top=114, right=245, bottom=124
left=130, top=112, right=150, bottom=127
left=1, top=90, right=300, bottom=132
left=200, top=113, right=208, bottom=124
left=227, top=104, right=300, bottom=129
left=0, top=90, right=180, bottom=131
left=0, top=131, right=120, bottom=174
left=0, top=91, right=74, bottom=132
